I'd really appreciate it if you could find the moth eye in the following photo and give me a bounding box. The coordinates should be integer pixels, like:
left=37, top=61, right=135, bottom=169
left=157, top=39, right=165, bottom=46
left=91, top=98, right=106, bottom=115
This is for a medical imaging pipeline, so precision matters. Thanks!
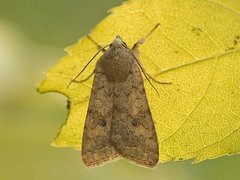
left=122, top=41, right=127, bottom=46
left=99, top=119, right=107, bottom=127
left=110, top=44, right=112, bottom=48
left=131, top=119, right=138, bottom=127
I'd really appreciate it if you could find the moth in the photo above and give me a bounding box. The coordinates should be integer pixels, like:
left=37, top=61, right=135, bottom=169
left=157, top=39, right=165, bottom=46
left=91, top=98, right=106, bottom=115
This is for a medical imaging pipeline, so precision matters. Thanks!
left=68, top=24, right=166, bottom=168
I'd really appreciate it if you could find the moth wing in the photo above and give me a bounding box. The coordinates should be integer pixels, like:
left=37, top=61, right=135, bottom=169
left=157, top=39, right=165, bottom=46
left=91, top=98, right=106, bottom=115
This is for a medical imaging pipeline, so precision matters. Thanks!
left=111, top=62, right=159, bottom=167
left=81, top=63, right=119, bottom=167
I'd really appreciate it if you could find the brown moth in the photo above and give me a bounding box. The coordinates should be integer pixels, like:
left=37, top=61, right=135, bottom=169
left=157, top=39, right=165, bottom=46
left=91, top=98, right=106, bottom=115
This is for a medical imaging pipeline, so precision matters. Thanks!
left=70, top=24, right=162, bottom=168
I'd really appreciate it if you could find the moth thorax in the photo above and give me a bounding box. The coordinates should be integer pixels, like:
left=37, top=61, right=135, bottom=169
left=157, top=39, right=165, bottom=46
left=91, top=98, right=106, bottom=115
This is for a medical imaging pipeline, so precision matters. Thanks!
left=103, top=59, right=133, bottom=82
left=100, top=38, right=134, bottom=82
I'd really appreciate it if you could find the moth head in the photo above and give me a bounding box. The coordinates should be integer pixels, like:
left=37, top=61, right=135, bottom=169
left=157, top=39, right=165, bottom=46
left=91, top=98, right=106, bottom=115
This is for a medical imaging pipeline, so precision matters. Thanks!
left=110, top=35, right=128, bottom=48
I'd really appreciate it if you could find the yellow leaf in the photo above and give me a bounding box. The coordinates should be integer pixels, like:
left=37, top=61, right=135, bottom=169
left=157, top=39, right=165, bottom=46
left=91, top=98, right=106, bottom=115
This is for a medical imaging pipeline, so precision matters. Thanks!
left=37, top=0, right=240, bottom=163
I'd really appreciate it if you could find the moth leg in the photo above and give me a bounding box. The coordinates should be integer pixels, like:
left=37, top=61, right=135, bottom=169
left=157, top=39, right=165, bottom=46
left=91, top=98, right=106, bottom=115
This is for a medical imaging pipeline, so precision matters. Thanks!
left=132, top=23, right=160, bottom=64
left=72, top=70, right=95, bottom=83
left=146, top=73, right=172, bottom=84
left=132, top=23, right=160, bottom=55
left=132, top=23, right=171, bottom=85
left=87, top=35, right=106, bottom=52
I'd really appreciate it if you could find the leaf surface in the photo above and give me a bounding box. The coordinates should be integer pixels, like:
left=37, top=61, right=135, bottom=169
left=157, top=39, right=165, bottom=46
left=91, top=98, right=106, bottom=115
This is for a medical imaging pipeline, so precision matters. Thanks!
left=38, top=0, right=240, bottom=163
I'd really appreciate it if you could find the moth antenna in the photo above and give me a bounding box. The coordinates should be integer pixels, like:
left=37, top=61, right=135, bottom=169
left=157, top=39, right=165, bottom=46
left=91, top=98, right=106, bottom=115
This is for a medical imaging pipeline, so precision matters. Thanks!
left=87, top=35, right=106, bottom=52
left=129, top=50, right=160, bottom=96
left=67, top=44, right=109, bottom=88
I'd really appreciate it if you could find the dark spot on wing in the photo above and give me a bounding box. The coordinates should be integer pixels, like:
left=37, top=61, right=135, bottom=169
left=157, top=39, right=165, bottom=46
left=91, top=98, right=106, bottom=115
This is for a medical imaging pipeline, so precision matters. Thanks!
left=131, top=119, right=138, bottom=127
left=99, top=119, right=107, bottom=127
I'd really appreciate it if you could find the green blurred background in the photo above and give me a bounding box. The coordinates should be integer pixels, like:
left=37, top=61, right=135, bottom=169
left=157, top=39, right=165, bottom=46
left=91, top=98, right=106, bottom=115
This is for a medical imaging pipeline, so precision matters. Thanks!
left=0, top=0, right=239, bottom=179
